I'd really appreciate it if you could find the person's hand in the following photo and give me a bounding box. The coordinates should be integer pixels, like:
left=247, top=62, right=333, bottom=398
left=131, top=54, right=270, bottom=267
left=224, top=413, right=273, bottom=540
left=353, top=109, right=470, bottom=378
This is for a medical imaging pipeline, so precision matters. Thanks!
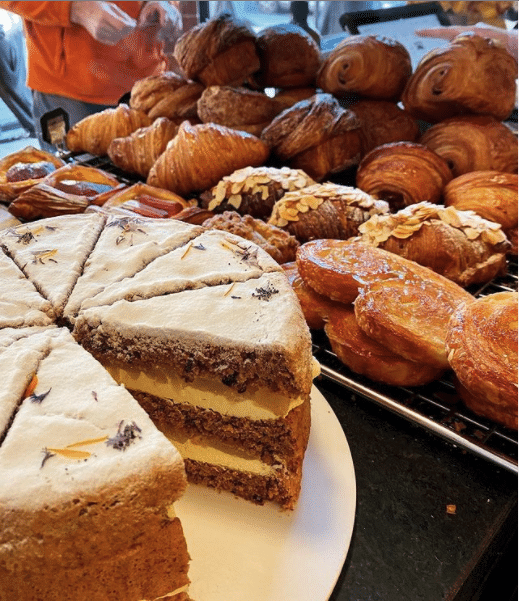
left=137, top=1, right=183, bottom=53
left=416, top=24, right=518, bottom=59
left=70, top=1, right=136, bottom=45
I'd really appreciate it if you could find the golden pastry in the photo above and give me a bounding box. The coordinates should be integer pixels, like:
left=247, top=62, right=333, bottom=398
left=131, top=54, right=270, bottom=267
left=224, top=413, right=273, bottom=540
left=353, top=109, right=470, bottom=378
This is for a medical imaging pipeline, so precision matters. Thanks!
left=317, top=35, right=412, bottom=101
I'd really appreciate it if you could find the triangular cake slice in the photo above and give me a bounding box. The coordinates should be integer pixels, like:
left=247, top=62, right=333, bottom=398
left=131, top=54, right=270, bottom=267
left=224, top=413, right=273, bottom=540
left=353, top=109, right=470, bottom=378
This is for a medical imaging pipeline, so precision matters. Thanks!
left=0, top=213, right=106, bottom=317
left=0, top=249, right=54, bottom=327
left=74, top=271, right=315, bottom=508
left=63, top=215, right=205, bottom=322
left=80, top=228, right=283, bottom=311
left=0, top=327, right=190, bottom=601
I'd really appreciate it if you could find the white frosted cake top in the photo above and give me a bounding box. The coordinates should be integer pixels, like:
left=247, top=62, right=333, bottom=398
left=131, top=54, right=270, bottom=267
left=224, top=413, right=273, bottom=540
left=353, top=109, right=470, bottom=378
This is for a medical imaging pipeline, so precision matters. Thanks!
left=64, top=215, right=204, bottom=320
left=81, top=228, right=282, bottom=310
left=0, top=213, right=106, bottom=316
left=0, top=328, right=184, bottom=510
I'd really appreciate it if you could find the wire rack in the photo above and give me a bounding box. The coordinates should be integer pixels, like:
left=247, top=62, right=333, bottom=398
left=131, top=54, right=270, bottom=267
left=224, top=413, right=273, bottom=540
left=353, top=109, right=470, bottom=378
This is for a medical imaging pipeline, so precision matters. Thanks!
left=312, top=256, right=518, bottom=474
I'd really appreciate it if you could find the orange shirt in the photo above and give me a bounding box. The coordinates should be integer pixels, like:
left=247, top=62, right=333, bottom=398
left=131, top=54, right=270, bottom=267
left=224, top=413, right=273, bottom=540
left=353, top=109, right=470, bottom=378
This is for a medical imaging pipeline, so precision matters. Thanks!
left=0, top=1, right=163, bottom=104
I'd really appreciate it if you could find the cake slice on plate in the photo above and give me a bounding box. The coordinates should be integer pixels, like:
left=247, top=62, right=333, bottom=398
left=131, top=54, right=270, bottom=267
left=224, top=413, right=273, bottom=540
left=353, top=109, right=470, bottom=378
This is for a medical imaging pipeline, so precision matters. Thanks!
left=63, top=215, right=205, bottom=322
left=0, top=249, right=54, bottom=327
left=74, top=271, right=316, bottom=509
left=0, top=213, right=106, bottom=317
left=0, top=327, right=191, bottom=601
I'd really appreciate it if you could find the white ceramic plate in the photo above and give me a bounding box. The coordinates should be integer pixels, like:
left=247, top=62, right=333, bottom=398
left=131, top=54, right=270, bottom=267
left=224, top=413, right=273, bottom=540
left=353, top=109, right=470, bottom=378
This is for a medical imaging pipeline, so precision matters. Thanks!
left=175, top=385, right=356, bottom=601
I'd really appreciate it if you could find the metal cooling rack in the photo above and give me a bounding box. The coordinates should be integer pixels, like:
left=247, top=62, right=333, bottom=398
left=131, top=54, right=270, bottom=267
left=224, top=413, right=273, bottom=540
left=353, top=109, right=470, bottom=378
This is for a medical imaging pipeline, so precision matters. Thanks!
left=313, top=257, right=518, bottom=474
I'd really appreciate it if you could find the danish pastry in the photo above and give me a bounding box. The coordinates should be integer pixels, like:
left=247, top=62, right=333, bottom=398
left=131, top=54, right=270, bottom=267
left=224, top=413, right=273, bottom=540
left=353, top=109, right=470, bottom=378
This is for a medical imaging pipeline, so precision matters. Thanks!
left=0, top=147, right=65, bottom=203
left=402, top=33, right=517, bottom=123
left=66, top=104, right=152, bottom=156
left=355, top=141, right=452, bottom=210
left=419, top=115, right=518, bottom=177
left=261, top=93, right=363, bottom=181
left=147, top=121, right=270, bottom=197
left=268, top=182, right=390, bottom=243
left=317, top=35, right=412, bottom=101
left=446, top=291, right=518, bottom=430
left=356, top=202, right=510, bottom=286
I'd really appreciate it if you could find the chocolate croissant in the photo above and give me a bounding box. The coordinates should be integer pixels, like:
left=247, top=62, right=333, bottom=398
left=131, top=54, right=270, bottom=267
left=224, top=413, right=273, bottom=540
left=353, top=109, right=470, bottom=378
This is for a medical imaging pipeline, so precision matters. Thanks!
left=350, top=99, right=420, bottom=156
left=419, top=115, right=518, bottom=177
left=147, top=121, right=270, bottom=197
left=316, top=35, right=412, bottom=101
left=196, top=86, right=285, bottom=137
left=261, top=93, right=363, bottom=181
left=402, top=33, right=518, bottom=123
left=173, top=13, right=260, bottom=86
left=107, top=117, right=181, bottom=179
left=355, top=141, right=453, bottom=210
left=66, top=104, right=152, bottom=156
left=356, top=201, right=510, bottom=287
left=0, top=146, right=65, bottom=203
left=268, top=182, right=390, bottom=243
left=129, top=71, right=204, bottom=120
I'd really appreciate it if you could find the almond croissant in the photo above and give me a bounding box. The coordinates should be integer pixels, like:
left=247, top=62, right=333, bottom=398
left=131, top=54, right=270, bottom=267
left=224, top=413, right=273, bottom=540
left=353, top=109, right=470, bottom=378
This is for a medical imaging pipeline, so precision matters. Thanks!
left=316, top=35, right=412, bottom=101
left=66, top=104, right=152, bottom=156
left=402, top=33, right=517, bottom=123
left=107, top=117, right=181, bottom=179
left=147, top=121, right=270, bottom=197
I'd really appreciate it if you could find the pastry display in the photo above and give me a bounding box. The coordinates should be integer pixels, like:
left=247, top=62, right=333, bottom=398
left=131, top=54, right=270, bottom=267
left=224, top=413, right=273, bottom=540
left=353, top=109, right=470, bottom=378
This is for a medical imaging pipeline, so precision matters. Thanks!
left=349, top=99, right=420, bottom=155
left=355, top=141, right=453, bottom=210
left=446, top=291, right=518, bottom=430
left=0, top=326, right=190, bottom=601
left=324, top=303, right=445, bottom=387
left=173, top=13, right=260, bottom=86
left=268, top=182, right=390, bottom=243
left=107, top=117, right=181, bottom=179
left=356, top=202, right=510, bottom=287
left=252, top=24, right=321, bottom=88
left=261, top=93, right=363, bottom=181
left=202, top=210, right=300, bottom=264
left=196, top=85, right=285, bottom=136
left=443, top=171, right=518, bottom=252
left=317, top=35, right=412, bottom=101
left=147, top=120, right=270, bottom=197
left=65, top=104, right=153, bottom=156
left=0, top=146, right=65, bottom=203
left=199, top=165, right=316, bottom=219
left=402, top=33, right=518, bottom=123
left=8, top=164, right=123, bottom=220
left=419, top=115, right=518, bottom=177
left=129, top=70, right=204, bottom=120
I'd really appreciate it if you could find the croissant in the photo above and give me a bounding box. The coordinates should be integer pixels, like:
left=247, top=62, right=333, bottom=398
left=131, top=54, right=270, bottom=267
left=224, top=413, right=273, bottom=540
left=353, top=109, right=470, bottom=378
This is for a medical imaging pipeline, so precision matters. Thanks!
left=199, top=165, right=315, bottom=220
left=356, top=201, right=510, bottom=287
left=443, top=171, right=518, bottom=252
left=355, top=142, right=453, bottom=210
left=0, top=146, right=65, bottom=203
left=107, top=117, right=181, bottom=179
left=401, top=33, right=518, bottom=123
left=268, top=182, right=390, bottom=243
left=261, top=93, right=363, bottom=181
left=147, top=121, right=270, bottom=197
left=316, top=35, right=412, bottom=101
left=196, top=86, right=285, bottom=137
left=65, top=104, right=152, bottom=156
left=129, top=71, right=204, bottom=120
left=350, top=99, right=420, bottom=156
left=9, top=164, right=123, bottom=220
left=173, top=13, right=260, bottom=86
left=273, top=87, right=318, bottom=109
left=446, top=291, right=518, bottom=430
left=419, top=115, right=518, bottom=177
left=252, top=24, right=321, bottom=89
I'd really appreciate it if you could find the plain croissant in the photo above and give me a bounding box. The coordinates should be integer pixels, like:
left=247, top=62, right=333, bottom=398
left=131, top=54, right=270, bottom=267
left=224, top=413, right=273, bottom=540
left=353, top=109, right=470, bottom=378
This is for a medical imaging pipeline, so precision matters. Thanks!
left=66, top=104, right=152, bottom=156
left=147, top=121, right=270, bottom=197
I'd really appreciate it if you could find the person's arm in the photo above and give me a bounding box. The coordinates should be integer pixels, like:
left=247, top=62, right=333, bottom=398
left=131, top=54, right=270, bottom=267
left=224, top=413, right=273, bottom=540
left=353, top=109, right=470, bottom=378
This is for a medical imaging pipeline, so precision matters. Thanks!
left=0, top=1, right=73, bottom=27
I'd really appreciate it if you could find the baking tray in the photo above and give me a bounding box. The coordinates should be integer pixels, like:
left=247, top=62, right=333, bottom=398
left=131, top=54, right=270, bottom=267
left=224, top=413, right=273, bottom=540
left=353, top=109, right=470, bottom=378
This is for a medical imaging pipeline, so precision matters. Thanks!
left=312, top=256, right=518, bottom=474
